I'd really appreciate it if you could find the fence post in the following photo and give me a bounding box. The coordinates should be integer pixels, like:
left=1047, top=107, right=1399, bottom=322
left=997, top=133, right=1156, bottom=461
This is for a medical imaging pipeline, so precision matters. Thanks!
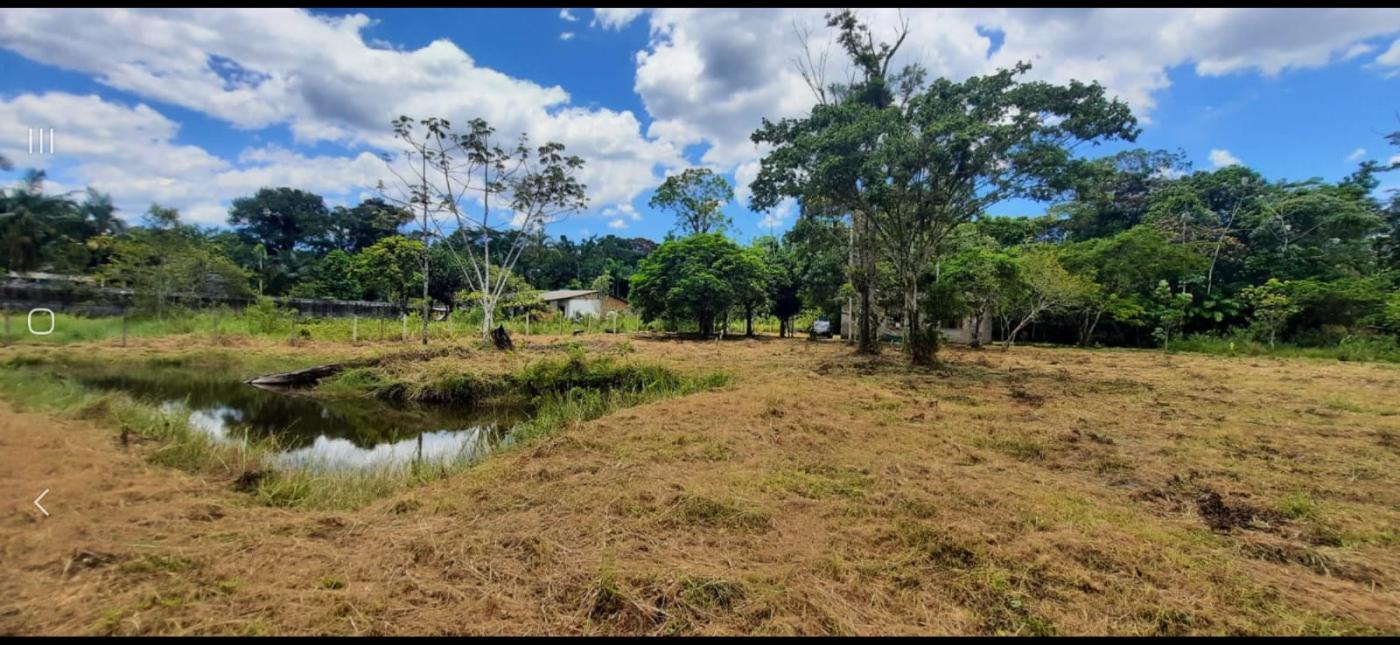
left=401, top=313, right=407, bottom=342
left=525, top=312, right=530, bottom=337
left=352, top=315, right=358, bottom=343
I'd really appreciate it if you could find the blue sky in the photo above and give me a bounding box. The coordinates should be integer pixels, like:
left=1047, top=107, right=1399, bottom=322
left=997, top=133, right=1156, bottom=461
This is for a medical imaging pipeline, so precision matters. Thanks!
left=2, top=8, right=1399, bottom=244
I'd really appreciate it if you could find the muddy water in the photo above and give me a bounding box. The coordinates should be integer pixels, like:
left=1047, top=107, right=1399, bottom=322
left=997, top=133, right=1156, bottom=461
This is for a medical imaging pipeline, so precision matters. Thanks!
left=73, top=367, right=529, bottom=471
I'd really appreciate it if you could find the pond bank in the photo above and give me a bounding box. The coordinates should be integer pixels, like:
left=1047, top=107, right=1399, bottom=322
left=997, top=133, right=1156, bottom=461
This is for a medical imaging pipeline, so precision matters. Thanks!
left=0, top=343, right=731, bottom=509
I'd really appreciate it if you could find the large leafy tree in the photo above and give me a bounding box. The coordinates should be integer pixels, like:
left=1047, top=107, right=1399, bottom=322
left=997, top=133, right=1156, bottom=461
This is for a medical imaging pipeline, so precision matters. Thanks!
left=630, top=233, right=754, bottom=338
left=649, top=168, right=734, bottom=236
left=353, top=235, right=424, bottom=308
left=1243, top=181, right=1384, bottom=282
left=1054, top=149, right=1190, bottom=240
left=753, top=31, right=1137, bottom=363
left=326, top=198, right=412, bottom=253
left=227, top=187, right=331, bottom=294
left=227, top=187, right=330, bottom=254
left=99, top=208, right=251, bottom=317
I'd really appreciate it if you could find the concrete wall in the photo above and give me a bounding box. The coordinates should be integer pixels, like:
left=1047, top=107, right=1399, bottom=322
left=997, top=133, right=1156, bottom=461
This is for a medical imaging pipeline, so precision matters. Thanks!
left=936, top=316, right=993, bottom=345
left=564, top=296, right=603, bottom=319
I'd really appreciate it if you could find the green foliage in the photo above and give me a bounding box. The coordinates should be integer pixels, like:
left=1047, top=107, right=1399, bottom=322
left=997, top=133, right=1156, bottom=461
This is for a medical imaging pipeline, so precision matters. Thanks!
left=1240, top=279, right=1301, bottom=348
left=294, top=250, right=362, bottom=300
left=352, top=235, right=423, bottom=307
left=648, top=168, right=734, bottom=236
left=98, top=221, right=252, bottom=317
left=630, top=233, right=764, bottom=337
left=1148, top=280, right=1193, bottom=349
left=750, top=10, right=1137, bottom=363
left=243, top=297, right=295, bottom=334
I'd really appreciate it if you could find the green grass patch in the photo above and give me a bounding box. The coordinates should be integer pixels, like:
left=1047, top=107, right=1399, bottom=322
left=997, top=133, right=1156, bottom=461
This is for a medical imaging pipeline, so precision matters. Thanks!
left=1277, top=491, right=1320, bottom=521
left=760, top=463, right=873, bottom=499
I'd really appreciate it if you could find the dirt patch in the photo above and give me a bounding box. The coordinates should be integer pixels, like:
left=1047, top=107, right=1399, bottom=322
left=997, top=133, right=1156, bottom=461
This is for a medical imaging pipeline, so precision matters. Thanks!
left=1196, top=491, right=1287, bottom=533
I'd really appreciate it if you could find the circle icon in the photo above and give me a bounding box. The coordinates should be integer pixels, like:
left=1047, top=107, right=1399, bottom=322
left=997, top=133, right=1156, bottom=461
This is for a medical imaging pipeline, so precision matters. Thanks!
left=27, top=308, right=55, bottom=336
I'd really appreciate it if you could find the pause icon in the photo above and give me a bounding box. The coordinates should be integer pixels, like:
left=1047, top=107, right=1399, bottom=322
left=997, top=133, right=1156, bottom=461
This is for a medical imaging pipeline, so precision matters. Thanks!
left=29, top=128, right=54, bottom=155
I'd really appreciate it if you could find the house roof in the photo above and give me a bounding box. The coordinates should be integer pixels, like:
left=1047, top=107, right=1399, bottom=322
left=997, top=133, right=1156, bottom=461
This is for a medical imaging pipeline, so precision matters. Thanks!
left=538, top=289, right=598, bottom=302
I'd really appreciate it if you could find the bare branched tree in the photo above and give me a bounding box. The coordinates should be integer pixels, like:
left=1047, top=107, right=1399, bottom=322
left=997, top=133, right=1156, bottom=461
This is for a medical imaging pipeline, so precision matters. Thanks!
left=379, top=116, right=588, bottom=343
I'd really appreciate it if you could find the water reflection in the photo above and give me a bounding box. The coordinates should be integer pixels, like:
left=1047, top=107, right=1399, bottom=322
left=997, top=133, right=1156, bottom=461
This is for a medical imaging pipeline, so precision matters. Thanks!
left=75, top=367, right=527, bottom=471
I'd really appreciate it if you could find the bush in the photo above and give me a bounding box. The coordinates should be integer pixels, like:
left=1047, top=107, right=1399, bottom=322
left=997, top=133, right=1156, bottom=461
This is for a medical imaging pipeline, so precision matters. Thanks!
left=244, top=297, right=294, bottom=335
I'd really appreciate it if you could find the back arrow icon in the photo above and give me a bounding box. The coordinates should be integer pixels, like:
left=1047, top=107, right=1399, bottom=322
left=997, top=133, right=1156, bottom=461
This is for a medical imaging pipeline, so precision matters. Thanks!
left=34, top=489, right=49, bottom=517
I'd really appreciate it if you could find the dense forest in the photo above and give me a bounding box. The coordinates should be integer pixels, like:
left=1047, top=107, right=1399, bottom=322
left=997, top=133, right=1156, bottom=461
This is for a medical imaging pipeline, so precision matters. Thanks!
left=1, top=10, right=1398, bottom=361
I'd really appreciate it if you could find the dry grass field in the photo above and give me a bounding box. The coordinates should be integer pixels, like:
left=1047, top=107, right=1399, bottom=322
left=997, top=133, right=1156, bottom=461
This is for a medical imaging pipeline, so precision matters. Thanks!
left=1, top=333, right=1397, bottom=635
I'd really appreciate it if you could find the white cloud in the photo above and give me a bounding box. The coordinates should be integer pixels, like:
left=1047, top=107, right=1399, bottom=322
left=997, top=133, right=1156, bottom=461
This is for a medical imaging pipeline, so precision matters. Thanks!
left=0, top=8, right=684, bottom=214
left=1375, top=38, right=1400, bottom=75
left=1346, top=147, right=1367, bottom=162
left=560, top=9, right=578, bottom=22
left=757, top=198, right=795, bottom=230
left=607, top=217, right=627, bottom=229
left=591, top=8, right=645, bottom=30
left=1343, top=43, right=1375, bottom=60
left=632, top=8, right=1400, bottom=186
left=560, top=31, right=575, bottom=41
left=0, top=92, right=391, bottom=226
left=1209, top=148, right=1242, bottom=168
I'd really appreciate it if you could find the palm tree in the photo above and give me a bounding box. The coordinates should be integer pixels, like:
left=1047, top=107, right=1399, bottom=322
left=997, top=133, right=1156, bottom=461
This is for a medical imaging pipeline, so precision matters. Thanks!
left=0, top=170, right=75, bottom=272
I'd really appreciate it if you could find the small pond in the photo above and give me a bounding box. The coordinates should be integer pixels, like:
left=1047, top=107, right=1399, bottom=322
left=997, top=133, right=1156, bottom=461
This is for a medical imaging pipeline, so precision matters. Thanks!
left=73, top=367, right=529, bottom=472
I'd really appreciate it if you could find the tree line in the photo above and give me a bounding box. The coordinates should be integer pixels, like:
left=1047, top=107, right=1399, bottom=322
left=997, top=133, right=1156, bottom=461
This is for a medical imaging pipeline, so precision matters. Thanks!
left=1, top=10, right=1397, bottom=358
left=0, top=174, right=655, bottom=316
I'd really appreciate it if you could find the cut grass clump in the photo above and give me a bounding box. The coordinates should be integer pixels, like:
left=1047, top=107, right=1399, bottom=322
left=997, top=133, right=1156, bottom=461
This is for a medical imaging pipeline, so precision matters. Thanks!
left=761, top=463, right=872, bottom=499
left=975, top=434, right=1050, bottom=462
left=662, top=494, right=771, bottom=531
left=895, top=522, right=981, bottom=569
left=118, top=554, right=198, bottom=575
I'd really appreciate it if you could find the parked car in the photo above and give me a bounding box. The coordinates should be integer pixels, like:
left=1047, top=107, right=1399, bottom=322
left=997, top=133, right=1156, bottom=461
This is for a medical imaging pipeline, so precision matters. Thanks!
left=811, top=319, right=833, bottom=338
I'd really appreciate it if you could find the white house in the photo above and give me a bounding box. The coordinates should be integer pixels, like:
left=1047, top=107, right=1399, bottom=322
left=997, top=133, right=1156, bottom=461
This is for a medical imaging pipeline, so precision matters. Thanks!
left=539, top=289, right=629, bottom=319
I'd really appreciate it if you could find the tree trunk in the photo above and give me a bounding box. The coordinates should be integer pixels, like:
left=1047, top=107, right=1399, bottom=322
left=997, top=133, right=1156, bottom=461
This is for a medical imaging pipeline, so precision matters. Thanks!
left=745, top=306, right=754, bottom=337
left=1003, top=309, right=1039, bottom=350
left=420, top=182, right=430, bottom=345
left=902, top=271, right=936, bottom=366
left=852, top=209, right=879, bottom=355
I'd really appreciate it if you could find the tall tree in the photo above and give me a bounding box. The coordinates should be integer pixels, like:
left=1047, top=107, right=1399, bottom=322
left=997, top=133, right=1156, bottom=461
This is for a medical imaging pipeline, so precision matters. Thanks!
left=649, top=168, right=734, bottom=236
left=382, top=116, right=587, bottom=343
left=754, top=41, right=1137, bottom=363
left=326, top=198, right=412, bottom=253
left=227, top=187, right=331, bottom=294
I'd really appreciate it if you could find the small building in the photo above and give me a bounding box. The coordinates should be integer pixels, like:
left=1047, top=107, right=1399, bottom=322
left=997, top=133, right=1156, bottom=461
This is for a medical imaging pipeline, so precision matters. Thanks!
left=539, top=289, right=629, bottom=319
